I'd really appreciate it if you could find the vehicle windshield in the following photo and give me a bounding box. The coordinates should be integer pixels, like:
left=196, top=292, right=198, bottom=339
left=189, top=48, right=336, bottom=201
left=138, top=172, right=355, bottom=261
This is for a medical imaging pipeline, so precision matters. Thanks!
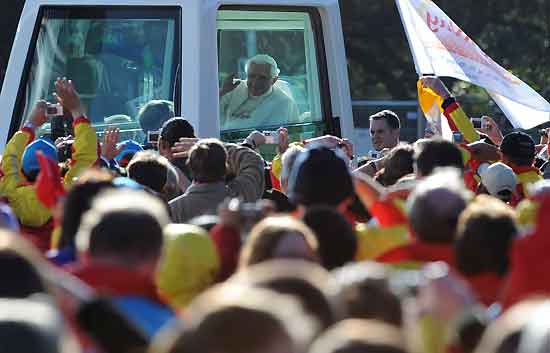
left=20, top=7, right=180, bottom=142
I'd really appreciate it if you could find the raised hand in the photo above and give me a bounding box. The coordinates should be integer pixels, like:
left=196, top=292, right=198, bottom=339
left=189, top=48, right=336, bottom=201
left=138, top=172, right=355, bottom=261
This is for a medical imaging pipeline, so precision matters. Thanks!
left=171, top=137, right=200, bottom=159
left=27, top=100, right=48, bottom=128
left=419, top=76, right=452, bottom=100
left=277, top=127, right=290, bottom=155
left=220, top=73, right=240, bottom=97
left=54, top=77, right=85, bottom=117
left=101, top=128, right=124, bottom=161
left=479, top=115, right=503, bottom=146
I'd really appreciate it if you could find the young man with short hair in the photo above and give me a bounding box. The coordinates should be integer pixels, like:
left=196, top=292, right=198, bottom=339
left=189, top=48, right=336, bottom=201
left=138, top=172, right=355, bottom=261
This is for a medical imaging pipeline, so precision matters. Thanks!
left=169, top=138, right=265, bottom=223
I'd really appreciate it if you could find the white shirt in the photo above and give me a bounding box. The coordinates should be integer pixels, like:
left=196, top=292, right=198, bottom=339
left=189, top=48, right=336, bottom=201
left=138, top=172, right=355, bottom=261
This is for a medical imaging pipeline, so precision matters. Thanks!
left=220, top=81, right=300, bottom=130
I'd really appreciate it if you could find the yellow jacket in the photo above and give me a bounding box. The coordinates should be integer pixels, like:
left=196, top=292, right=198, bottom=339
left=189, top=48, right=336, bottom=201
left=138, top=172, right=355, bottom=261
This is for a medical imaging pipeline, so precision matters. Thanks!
left=355, top=223, right=409, bottom=261
left=0, top=117, right=97, bottom=228
left=156, top=224, right=220, bottom=310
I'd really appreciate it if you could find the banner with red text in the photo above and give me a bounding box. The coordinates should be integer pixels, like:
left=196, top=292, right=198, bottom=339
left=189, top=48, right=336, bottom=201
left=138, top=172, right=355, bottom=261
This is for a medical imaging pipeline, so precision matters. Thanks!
left=396, top=0, right=550, bottom=129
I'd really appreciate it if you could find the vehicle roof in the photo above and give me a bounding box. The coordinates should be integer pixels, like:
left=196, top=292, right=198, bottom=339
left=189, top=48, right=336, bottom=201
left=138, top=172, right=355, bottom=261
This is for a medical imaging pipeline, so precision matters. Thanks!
left=23, top=0, right=338, bottom=7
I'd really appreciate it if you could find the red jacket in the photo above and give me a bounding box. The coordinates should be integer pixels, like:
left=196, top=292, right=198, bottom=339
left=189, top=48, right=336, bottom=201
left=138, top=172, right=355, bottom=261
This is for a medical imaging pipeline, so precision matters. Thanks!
left=68, top=260, right=162, bottom=303
left=376, top=241, right=456, bottom=268
left=209, top=224, right=242, bottom=281
left=465, top=272, right=505, bottom=307
left=501, top=194, right=550, bottom=309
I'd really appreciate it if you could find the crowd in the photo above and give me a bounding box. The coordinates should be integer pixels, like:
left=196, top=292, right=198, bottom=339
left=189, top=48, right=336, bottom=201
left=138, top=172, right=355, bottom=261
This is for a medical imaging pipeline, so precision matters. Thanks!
left=1, top=72, right=550, bottom=353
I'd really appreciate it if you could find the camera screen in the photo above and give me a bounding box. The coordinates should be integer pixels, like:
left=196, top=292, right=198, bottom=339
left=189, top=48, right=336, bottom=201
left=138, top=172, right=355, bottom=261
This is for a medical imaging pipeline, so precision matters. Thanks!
left=471, top=118, right=482, bottom=129
left=148, top=131, right=160, bottom=143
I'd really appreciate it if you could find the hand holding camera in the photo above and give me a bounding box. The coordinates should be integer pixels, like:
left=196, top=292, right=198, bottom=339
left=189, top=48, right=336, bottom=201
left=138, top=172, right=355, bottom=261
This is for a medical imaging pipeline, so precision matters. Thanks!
left=219, top=198, right=274, bottom=235
left=476, top=116, right=503, bottom=146
left=46, top=103, right=63, bottom=117
left=27, top=100, right=49, bottom=128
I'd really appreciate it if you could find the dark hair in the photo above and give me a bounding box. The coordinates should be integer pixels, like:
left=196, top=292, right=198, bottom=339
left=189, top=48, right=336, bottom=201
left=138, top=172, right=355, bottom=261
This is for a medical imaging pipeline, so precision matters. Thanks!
left=77, top=189, right=169, bottom=265
left=500, top=131, right=535, bottom=167
left=0, top=242, right=49, bottom=298
left=409, top=186, right=468, bottom=243
left=0, top=299, right=65, bottom=353
left=160, top=117, right=195, bottom=147
left=137, top=100, right=175, bottom=133
left=127, top=151, right=169, bottom=193
left=377, top=145, right=414, bottom=187
left=289, top=146, right=354, bottom=207
left=302, top=206, right=357, bottom=270
left=332, top=262, right=402, bottom=327
left=22, top=170, right=39, bottom=183
left=415, top=139, right=464, bottom=177
left=505, top=155, right=534, bottom=168
left=187, top=139, right=227, bottom=183
left=232, top=260, right=340, bottom=329
left=152, top=286, right=318, bottom=353
left=369, top=110, right=401, bottom=130
left=455, top=195, right=518, bottom=276
left=86, top=209, right=164, bottom=264
left=60, top=180, right=113, bottom=249
left=309, top=319, right=407, bottom=353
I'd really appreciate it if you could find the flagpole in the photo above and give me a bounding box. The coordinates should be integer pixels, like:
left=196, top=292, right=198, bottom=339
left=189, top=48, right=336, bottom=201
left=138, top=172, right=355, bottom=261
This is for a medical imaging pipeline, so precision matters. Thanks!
left=394, top=0, right=435, bottom=75
left=395, top=0, right=437, bottom=138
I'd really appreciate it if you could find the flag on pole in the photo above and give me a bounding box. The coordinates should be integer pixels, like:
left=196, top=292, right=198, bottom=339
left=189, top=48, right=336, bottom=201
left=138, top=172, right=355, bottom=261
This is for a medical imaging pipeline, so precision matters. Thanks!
left=396, top=0, right=550, bottom=129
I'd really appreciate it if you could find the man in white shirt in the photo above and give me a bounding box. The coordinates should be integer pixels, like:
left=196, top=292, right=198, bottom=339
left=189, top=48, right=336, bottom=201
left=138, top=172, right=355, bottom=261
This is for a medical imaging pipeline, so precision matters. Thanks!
left=219, top=54, right=300, bottom=130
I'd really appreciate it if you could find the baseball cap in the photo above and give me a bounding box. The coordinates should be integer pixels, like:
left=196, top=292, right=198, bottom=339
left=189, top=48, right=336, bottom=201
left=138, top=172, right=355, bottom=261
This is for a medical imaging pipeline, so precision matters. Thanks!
left=479, top=162, right=518, bottom=197
left=500, top=131, right=535, bottom=160
left=287, top=145, right=354, bottom=207
left=114, top=140, right=143, bottom=162
left=21, top=139, right=58, bottom=175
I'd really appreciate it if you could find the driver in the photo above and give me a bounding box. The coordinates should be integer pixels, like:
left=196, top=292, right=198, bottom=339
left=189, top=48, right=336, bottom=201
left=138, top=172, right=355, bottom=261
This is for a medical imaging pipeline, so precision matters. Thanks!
left=220, top=54, right=300, bottom=130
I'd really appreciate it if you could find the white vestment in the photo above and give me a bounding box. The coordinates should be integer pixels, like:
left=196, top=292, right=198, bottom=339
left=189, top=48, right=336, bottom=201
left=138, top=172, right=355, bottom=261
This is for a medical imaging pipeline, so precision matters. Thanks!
left=220, top=81, right=300, bottom=130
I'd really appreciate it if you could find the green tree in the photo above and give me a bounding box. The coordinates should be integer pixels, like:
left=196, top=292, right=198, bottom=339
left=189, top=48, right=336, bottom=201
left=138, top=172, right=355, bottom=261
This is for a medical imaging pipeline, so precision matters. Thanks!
left=340, top=0, right=550, bottom=108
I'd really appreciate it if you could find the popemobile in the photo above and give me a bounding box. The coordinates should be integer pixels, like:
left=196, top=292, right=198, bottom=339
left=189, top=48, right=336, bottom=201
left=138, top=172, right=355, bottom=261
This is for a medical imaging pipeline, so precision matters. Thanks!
left=0, top=0, right=356, bottom=153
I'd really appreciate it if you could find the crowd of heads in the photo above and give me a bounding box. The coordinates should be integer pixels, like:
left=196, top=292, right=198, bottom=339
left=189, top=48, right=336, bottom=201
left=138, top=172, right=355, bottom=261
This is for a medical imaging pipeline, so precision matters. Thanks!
left=1, top=76, right=550, bottom=353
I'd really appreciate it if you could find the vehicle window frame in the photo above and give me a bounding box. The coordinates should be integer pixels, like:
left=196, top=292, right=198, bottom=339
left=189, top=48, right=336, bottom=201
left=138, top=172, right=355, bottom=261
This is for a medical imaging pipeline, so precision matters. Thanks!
left=217, top=5, right=334, bottom=135
left=9, top=5, right=182, bottom=139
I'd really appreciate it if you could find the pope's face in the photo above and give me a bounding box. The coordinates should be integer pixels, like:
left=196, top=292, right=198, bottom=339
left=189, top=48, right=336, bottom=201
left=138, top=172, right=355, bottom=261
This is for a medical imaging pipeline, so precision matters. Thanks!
left=247, top=63, right=276, bottom=97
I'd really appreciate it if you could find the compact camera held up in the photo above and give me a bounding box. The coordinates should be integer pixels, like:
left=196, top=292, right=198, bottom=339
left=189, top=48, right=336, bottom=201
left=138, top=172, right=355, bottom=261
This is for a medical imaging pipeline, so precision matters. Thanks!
left=46, top=103, right=63, bottom=117
left=263, top=131, right=280, bottom=145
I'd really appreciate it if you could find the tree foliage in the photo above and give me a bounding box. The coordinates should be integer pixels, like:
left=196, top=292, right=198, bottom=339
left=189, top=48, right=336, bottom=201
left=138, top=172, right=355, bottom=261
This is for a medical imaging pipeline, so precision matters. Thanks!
left=339, top=0, right=550, bottom=105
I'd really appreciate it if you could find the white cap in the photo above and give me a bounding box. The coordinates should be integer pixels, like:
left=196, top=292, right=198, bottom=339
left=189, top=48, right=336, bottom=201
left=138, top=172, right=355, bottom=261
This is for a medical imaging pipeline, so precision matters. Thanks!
left=479, top=162, right=518, bottom=196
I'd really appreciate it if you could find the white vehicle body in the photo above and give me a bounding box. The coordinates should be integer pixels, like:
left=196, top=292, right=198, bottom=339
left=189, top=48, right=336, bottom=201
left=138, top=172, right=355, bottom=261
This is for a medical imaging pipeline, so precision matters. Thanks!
left=0, top=0, right=355, bottom=153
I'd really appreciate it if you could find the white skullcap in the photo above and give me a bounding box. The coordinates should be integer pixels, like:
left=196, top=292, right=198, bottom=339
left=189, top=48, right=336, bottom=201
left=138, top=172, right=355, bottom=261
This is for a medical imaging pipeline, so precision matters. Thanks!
left=246, top=54, right=281, bottom=78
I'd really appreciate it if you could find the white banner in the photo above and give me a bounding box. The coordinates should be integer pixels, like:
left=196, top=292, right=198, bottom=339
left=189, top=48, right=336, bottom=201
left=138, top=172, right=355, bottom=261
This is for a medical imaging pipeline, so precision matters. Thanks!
left=396, top=0, right=550, bottom=129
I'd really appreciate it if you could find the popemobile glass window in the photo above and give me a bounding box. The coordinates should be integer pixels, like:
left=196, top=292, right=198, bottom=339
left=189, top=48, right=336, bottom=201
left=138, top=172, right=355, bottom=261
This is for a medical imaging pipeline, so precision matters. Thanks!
left=19, top=7, right=180, bottom=142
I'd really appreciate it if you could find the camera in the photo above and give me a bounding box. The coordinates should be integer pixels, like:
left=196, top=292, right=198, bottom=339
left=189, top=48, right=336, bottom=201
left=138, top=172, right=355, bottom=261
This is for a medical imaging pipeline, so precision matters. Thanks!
left=57, top=137, right=74, bottom=163
left=46, top=103, right=63, bottom=117
left=238, top=202, right=264, bottom=221
left=147, top=130, right=160, bottom=144
left=471, top=117, right=482, bottom=129
left=263, top=131, right=279, bottom=144
left=452, top=132, right=464, bottom=144
left=368, top=150, right=380, bottom=160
